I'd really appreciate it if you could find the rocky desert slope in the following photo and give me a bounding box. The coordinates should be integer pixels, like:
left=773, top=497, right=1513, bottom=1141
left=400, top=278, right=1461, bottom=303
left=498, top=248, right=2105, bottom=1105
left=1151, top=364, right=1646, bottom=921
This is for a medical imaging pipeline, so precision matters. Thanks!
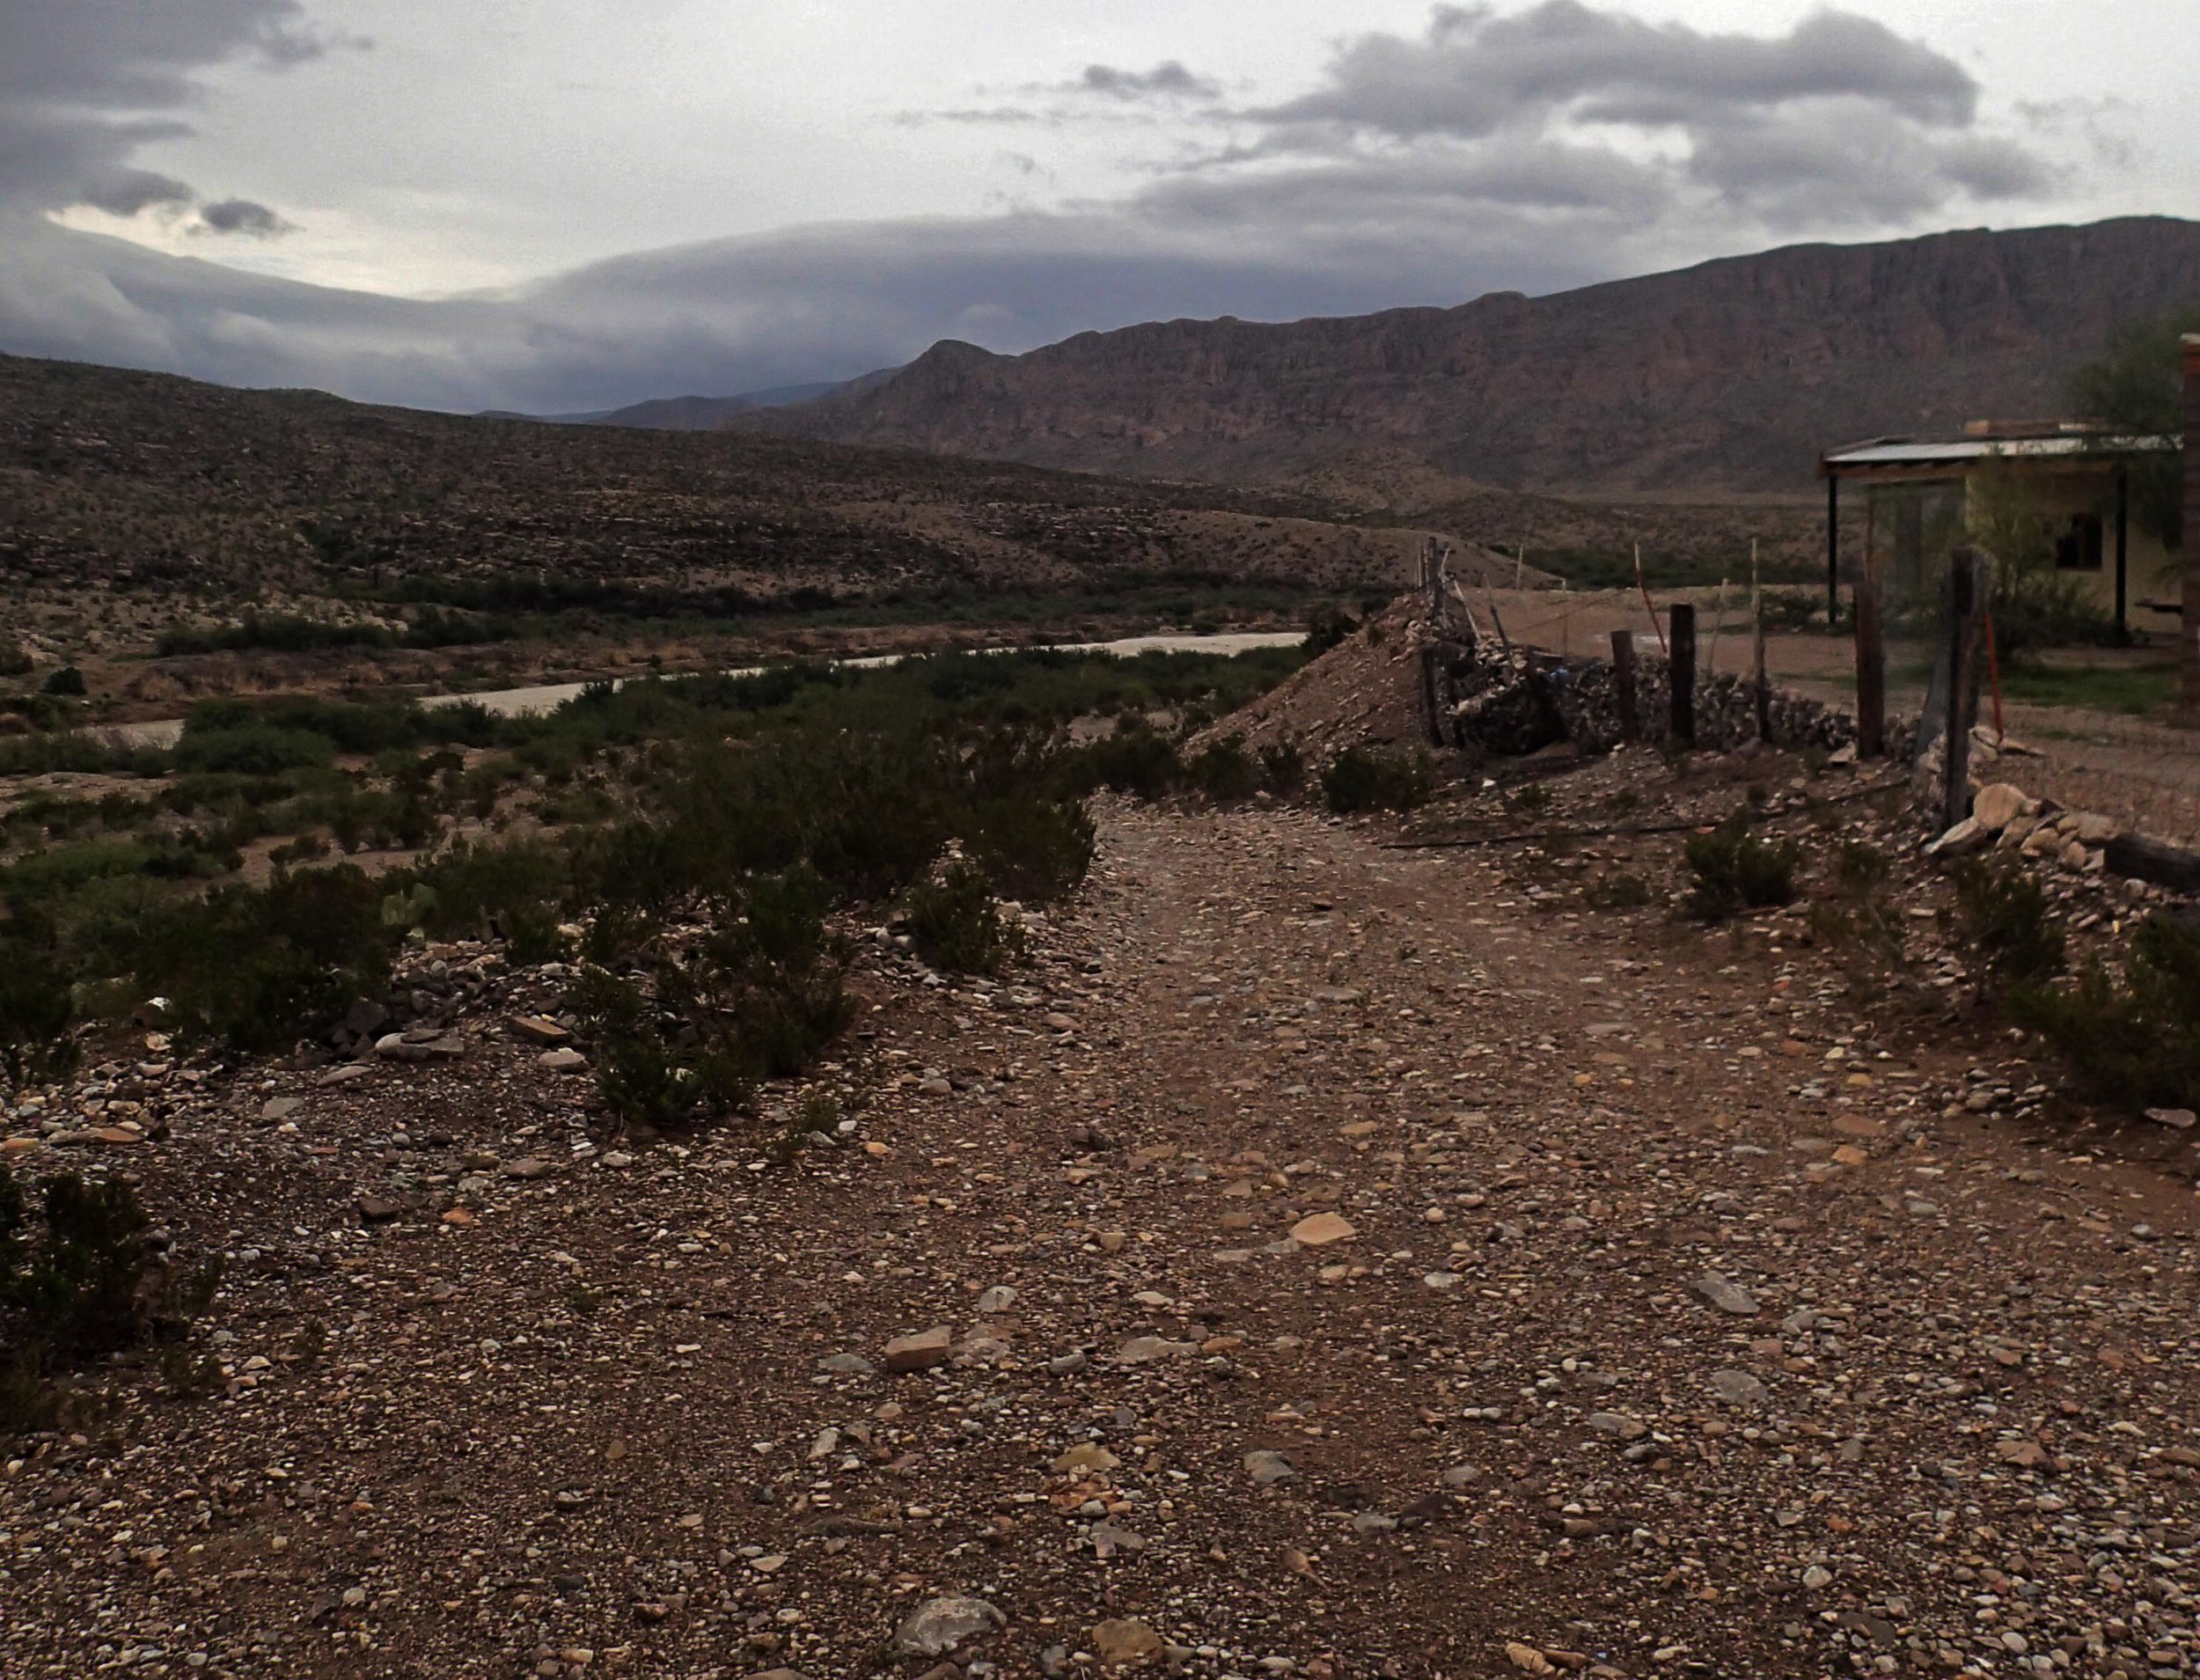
left=744, top=217, right=2200, bottom=495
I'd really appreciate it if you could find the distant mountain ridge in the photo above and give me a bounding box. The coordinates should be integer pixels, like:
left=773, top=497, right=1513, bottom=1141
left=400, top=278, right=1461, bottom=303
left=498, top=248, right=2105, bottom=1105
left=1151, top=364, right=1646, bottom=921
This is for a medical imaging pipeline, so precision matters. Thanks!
left=482, top=370, right=898, bottom=430
left=731, top=217, right=2200, bottom=495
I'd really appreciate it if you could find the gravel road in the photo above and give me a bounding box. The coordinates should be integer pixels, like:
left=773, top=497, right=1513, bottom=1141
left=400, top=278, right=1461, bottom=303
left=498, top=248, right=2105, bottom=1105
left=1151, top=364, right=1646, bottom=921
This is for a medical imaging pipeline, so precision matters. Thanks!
left=3, top=796, right=2196, bottom=1679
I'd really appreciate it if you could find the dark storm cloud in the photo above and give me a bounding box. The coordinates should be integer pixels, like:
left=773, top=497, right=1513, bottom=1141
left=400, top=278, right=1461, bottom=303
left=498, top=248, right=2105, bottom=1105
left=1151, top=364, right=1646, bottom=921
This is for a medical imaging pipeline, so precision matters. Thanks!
left=0, top=0, right=347, bottom=215
left=1258, top=2, right=1977, bottom=138
left=78, top=168, right=196, bottom=216
left=1075, top=62, right=1221, bottom=101
left=195, top=195, right=293, bottom=235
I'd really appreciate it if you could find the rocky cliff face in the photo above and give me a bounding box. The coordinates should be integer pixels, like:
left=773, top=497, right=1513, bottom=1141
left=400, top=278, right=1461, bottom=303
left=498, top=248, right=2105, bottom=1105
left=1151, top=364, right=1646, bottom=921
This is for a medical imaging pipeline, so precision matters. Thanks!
left=747, top=218, right=2200, bottom=495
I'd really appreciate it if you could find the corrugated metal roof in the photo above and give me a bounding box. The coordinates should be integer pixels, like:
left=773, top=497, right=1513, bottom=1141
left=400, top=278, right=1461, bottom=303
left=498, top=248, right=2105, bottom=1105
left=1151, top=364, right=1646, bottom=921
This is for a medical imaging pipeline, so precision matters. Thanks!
left=1822, top=434, right=2175, bottom=470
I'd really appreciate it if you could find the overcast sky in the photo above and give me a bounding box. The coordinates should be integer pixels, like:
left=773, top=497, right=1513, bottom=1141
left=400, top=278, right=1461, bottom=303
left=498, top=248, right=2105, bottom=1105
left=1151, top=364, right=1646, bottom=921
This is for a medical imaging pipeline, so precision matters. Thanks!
left=2, top=0, right=2193, bottom=413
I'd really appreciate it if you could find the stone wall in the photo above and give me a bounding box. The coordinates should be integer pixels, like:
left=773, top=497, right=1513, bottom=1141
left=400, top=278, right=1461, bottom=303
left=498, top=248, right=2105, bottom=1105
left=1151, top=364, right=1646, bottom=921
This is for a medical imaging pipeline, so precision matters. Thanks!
left=1429, top=638, right=1877, bottom=759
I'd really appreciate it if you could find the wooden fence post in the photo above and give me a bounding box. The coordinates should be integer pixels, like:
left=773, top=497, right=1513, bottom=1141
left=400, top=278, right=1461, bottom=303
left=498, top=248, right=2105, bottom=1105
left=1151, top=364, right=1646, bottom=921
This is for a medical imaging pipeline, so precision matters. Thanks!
left=1752, top=591, right=1772, bottom=744
left=1944, top=549, right=1980, bottom=831
left=1669, top=603, right=1697, bottom=747
left=1609, top=629, right=1639, bottom=742
left=1853, top=570, right=1885, bottom=758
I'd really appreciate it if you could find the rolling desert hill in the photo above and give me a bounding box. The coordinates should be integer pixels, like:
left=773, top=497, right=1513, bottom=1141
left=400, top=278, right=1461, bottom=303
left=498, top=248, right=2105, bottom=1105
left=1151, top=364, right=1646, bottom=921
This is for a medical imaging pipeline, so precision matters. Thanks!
left=737, top=216, right=2200, bottom=496
left=0, top=351, right=1443, bottom=631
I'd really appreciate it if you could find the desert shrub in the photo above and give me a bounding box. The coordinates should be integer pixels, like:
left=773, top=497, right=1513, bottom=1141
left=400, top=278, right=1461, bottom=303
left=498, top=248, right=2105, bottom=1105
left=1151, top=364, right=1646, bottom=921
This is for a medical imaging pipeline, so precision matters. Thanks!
left=698, top=865, right=853, bottom=1076
left=905, top=862, right=1020, bottom=975
left=0, top=939, right=77, bottom=1089
left=40, top=666, right=85, bottom=698
left=403, top=838, right=571, bottom=947
left=596, top=1031, right=752, bottom=1133
left=682, top=729, right=957, bottom=903
left=0, top=642, right=31, bottom=678
left=568, top=965, right=748, bottom=1131
left=1683, top=820, right=1798, bottom=920
left=1074, top=723, right=1184, bottom=801
left=567, top=865, right=851, bottom=1126
left=1837, top=839, right=1889, bottom=892
left=1508, top=782, right=1551, bottom=816
left=1258, top=741, right=1305, bottom=796
left=123, top=866, right=391, bottom=1052
left=1952, top=861, right=2066, bottom=987
left=2014, top=913, right=2200, bottom=1113
left=172, top=724, right=335, bottom=777
left=961, top=792, right=1096, bottom=904
left=0, top=1168, right=220, bottom=1431
left=0, top=732, right=162, bottom=777
left=1582, top=870, right=1655, bottom=910
left=1322, top=746, right=1435, bottom=813
left=1185, top=736, right=1264, bottom=803
left=1304, top=605, right=1359, bottom=656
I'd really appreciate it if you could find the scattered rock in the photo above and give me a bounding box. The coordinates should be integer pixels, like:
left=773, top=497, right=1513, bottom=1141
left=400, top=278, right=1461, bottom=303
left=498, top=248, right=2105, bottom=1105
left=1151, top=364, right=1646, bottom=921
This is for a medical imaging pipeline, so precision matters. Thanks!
left=893, top=1596, right=1004, bottom=1657
left=1288, top=1212, right=1355, bottom=1247
left=1692, top=1269, right=1760, bottom=1316
left=882, top=1326, right=952, bottom=1373
left=1709, top=1368, right=1767, bottom=1409
left=1245, top=1449, right=1296, bottom=1486
left=1091, top=1618, right=1163, bottom=1668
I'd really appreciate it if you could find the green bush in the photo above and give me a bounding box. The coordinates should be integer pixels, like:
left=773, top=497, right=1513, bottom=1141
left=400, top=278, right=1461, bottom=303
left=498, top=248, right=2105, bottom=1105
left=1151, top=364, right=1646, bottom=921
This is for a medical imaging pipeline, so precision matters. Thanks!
left=567, top=865, right=852, bottom=1127
left=1321, top=746, right=1435, bottom=813
left=1837, top=839, right=1889, bottom=892
left=2015, top=914, right=2200, bottom=1114
left=40, top=666, right=85, bottom=698
left=961, top=792, right=1095, bottom=905
left=1185, top=737, right=1264, bottom=803
left=905, top=862, right=1020, bottom=975
left=1952, top=861, right=2066, bottom=987
left=1582, top=870, right=1655, bottom=910
left=1074, top=724, right=1184, bottom=801
left=0, top=1168, right=220, bottom=1431
left=172, top=724, right=335, bottom=776
left=1304, top=605, right=1359, bottom=656
left=1258, top=741, right=1304, bottom=796
left=123, top=867, right=392, bottom=1052
left=0, top=941, right=77, bottom=1089
left=1683, top=820, right=1798, bottom=920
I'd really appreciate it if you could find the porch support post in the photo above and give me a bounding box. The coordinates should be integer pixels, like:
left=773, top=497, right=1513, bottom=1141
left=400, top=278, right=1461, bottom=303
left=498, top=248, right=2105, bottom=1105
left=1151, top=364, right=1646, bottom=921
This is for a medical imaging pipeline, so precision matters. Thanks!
left=2116, top=462, right=2130, bottom=639
left=1826, top=473, right=1840, bottom=624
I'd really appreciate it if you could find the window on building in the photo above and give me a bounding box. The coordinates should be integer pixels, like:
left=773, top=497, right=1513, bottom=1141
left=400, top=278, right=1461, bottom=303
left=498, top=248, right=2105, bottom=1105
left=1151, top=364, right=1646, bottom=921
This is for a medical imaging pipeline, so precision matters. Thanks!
left=2056, top=512, right=2104, bottom=571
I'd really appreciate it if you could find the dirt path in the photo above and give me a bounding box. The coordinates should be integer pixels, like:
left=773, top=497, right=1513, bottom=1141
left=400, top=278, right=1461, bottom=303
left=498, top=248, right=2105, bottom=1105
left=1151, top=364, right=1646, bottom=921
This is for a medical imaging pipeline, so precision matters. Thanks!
left=4, top=803, right=2199, bottom=1678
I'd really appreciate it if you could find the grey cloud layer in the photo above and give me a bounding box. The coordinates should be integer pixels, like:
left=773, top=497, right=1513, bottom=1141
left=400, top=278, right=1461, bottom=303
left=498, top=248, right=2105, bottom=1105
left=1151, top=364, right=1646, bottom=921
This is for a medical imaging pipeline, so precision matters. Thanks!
left=0, top=0, right=340, bottom=228
left=1201, top=2, right=2042, bottom=231
left=0, top=2, right=2081, bottom=414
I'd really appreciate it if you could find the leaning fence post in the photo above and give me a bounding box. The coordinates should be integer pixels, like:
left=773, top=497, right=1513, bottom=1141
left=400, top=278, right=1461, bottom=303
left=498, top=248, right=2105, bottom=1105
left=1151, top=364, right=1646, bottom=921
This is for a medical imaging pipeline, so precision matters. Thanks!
left=1609, top=628, right=1639, bottom=742
left=1943, top=548, right=1980, bottom=831
left=1669, top=603, right=1697, bottom=747
left=1853, top=569, right=1886, bottom=759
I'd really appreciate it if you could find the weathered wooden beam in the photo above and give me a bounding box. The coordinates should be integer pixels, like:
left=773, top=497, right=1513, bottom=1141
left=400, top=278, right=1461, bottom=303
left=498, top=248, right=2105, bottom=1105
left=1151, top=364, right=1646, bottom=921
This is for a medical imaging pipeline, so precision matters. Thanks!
left=1668, top=603, right=1697, bottom=746
left=1853, top=571, right=1885, bottom=759
left=2105, top=832, right=2200, bottom=894
left=1609, top=629, right=1639, bottom=743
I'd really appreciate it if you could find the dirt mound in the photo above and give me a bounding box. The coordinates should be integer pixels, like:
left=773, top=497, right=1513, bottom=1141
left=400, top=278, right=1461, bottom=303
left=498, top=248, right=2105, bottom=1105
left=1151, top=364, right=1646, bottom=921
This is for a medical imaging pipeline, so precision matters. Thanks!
left=1200, top=597, right=1434, bottom=759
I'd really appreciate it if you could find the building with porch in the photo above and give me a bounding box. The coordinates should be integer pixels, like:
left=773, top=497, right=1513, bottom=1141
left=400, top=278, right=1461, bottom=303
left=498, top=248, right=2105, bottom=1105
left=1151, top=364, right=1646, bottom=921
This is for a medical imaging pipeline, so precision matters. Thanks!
left=1819, top=422, right=2178, bottom=635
